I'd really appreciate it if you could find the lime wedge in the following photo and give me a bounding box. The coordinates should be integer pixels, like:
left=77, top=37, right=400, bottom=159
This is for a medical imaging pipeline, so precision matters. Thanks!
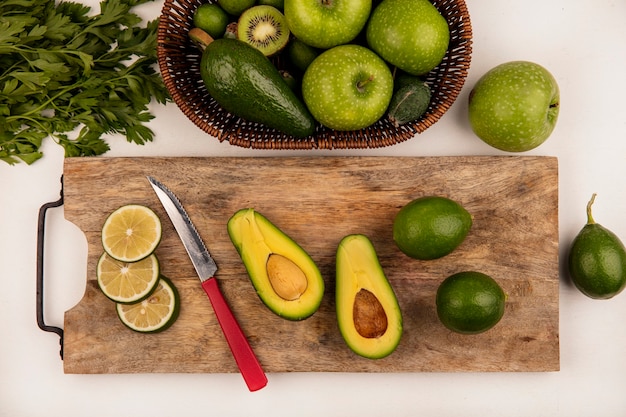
left=97, top=252, right=160, bottom=304
left=102, top=204, right=162, bottom=262
left=116, top=276, right=180, bottom=333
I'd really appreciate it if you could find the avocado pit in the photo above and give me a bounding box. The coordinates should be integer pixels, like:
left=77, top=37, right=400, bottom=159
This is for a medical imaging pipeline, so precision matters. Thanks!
left=266, top=253, right=308, bottom=301
left=353, top=288, right=388, bottom=338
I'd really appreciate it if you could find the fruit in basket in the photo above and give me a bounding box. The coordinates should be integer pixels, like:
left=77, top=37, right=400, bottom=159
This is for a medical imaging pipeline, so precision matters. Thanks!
left=218, top=0, right=256, bottom=16
left=199, top=37, right=315, bottom=137
left=237, top=5, right=290, bottom=56
left=224, top=21, right=238, bottom=39
left=468, top=61, right=560, bottom=152
left=387, top=74, right=431, bottom=127
left=336, top=234, right=403, bottom=359
left=259, top=0, right=285, bottom=10
left=568, top=194, right=626, bottom=299
left=284, top=0, right=372, bottom=49
left=436, top=271, right=506, bottom=334
left=227, top=208, right=324, bottom=320
left=366, top=0, right=449, bottom=76
left=280, top=69, right=298, bottom=91
left=301, top=44, right=393, bottom=131
left=288, top=38, right=320, bottom=72
left=193, top=3, right=230, bottom=38
left=393, top=196, right=472, bottom=260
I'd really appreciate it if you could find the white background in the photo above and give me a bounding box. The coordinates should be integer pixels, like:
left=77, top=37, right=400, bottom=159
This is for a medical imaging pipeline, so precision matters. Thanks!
left=2, top=0, right=626, bottom=415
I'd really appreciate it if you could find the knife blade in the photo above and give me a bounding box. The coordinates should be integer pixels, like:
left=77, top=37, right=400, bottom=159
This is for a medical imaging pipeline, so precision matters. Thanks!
left=147, top=176, right=267, bottom=392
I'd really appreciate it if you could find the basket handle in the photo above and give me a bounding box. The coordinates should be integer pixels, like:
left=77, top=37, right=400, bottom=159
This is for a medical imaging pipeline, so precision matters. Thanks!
left=36, top=176, right=64, bottom=359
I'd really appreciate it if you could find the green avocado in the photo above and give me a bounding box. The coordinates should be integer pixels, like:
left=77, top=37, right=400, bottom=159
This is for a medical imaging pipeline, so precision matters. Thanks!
left=199, top=38, right=316, bottom=138
left=227, top=208, right=324, bottom=320
left=336, top=234, right=403, bottom=359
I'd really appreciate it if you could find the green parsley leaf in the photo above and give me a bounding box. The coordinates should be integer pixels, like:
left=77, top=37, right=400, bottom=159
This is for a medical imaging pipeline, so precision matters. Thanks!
left=0, top=0, right=171, bottom=165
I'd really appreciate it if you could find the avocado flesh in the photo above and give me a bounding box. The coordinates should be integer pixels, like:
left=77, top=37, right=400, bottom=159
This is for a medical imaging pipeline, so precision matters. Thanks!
left=227, top=208, right=324, bottom=320
left=200, top=38, right=316, bottom=138
left=336, top=234, right=403, bottom=359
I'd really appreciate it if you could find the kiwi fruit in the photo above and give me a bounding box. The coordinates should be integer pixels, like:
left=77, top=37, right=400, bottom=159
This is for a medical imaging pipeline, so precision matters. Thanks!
left=237, top=5, right=290, bottom=56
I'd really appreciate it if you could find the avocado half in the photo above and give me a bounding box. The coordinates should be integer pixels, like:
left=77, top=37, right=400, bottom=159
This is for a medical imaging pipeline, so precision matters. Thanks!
left=227, top=208, right=324, bottom=321
left=336, top=234, right=403, bottom=359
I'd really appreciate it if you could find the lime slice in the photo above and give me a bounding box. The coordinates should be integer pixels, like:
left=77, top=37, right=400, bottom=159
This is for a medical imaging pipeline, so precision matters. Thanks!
left=116, top=276, right=180, bottom=333
left=97, top=252, right=160, bottom=304
left=102, top=204, right=162, bottom=262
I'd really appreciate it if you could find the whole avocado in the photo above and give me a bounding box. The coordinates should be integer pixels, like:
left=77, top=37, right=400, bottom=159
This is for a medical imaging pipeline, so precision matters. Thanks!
left=200, top=38, right=316, bottom=138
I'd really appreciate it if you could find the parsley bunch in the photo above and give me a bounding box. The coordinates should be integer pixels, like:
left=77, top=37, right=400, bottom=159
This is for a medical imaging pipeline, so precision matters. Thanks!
left=0, top=0, right=170, bottom=165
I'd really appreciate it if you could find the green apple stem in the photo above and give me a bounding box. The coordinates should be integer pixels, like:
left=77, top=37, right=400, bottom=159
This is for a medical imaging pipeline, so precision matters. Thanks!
left=356, top=75, right=375, bottom=92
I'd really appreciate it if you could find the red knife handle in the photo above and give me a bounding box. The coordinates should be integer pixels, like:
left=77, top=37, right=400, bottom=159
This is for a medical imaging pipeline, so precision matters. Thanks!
left=201, top=278, right=268, bottom=392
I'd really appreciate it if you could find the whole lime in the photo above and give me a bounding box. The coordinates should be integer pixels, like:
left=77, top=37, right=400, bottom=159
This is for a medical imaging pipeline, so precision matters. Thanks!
left=436, top=271, right=506, bottom=334
left=393, top=196, right=472, bottom=260
left=193, top=4, right=229, bottom=38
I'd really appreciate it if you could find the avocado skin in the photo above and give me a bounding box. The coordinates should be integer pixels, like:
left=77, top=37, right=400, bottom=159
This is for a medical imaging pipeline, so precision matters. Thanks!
left=200, top=38, right=316, bottom=138
left=227, top=208, right=324, bottom=320
left=336, top=234, right=403, bottom=359
left=568, top=223, right=626, bottom=299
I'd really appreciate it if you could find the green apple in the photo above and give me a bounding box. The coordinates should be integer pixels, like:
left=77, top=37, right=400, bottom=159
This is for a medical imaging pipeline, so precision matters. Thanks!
left=302, top=44, right=393, bottom=131
left=468, top=61, right=560, bottom=152
left=284, top=0, right=371, bottom=49
left=366, top=0, right=449, bottom=76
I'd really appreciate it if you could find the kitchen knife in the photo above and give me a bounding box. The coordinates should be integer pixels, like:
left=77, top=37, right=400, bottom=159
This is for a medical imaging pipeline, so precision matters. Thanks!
left=147, top=176, right=267, bottom=392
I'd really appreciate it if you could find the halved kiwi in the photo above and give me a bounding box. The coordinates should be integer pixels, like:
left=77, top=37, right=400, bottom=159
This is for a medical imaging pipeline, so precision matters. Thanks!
left=237, top=5, right=290, bottom=56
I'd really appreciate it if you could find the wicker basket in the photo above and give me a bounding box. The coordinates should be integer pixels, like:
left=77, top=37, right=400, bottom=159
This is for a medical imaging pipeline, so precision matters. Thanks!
left=157, top=0, right=472, bottom=150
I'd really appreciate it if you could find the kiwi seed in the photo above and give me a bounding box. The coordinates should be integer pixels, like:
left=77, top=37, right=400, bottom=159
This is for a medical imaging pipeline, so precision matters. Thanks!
left=237, top=5, right=290, bottom=56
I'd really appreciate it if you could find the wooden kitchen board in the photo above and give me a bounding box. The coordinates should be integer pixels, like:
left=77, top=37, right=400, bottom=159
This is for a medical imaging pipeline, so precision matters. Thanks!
left=62, top=156, right=559, bottom=374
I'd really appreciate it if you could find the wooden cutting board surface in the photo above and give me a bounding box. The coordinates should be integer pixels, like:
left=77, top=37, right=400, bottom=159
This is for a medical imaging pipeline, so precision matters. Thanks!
left=62, top=156, right=559, bottom=374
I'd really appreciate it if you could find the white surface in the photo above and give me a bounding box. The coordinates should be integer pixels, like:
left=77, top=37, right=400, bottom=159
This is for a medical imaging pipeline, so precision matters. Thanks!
left=2, top=0, right=626, bottom=415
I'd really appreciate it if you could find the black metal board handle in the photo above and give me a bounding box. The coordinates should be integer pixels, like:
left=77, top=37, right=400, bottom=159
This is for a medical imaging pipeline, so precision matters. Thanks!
left=36, top=176, right=64, bottom=360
